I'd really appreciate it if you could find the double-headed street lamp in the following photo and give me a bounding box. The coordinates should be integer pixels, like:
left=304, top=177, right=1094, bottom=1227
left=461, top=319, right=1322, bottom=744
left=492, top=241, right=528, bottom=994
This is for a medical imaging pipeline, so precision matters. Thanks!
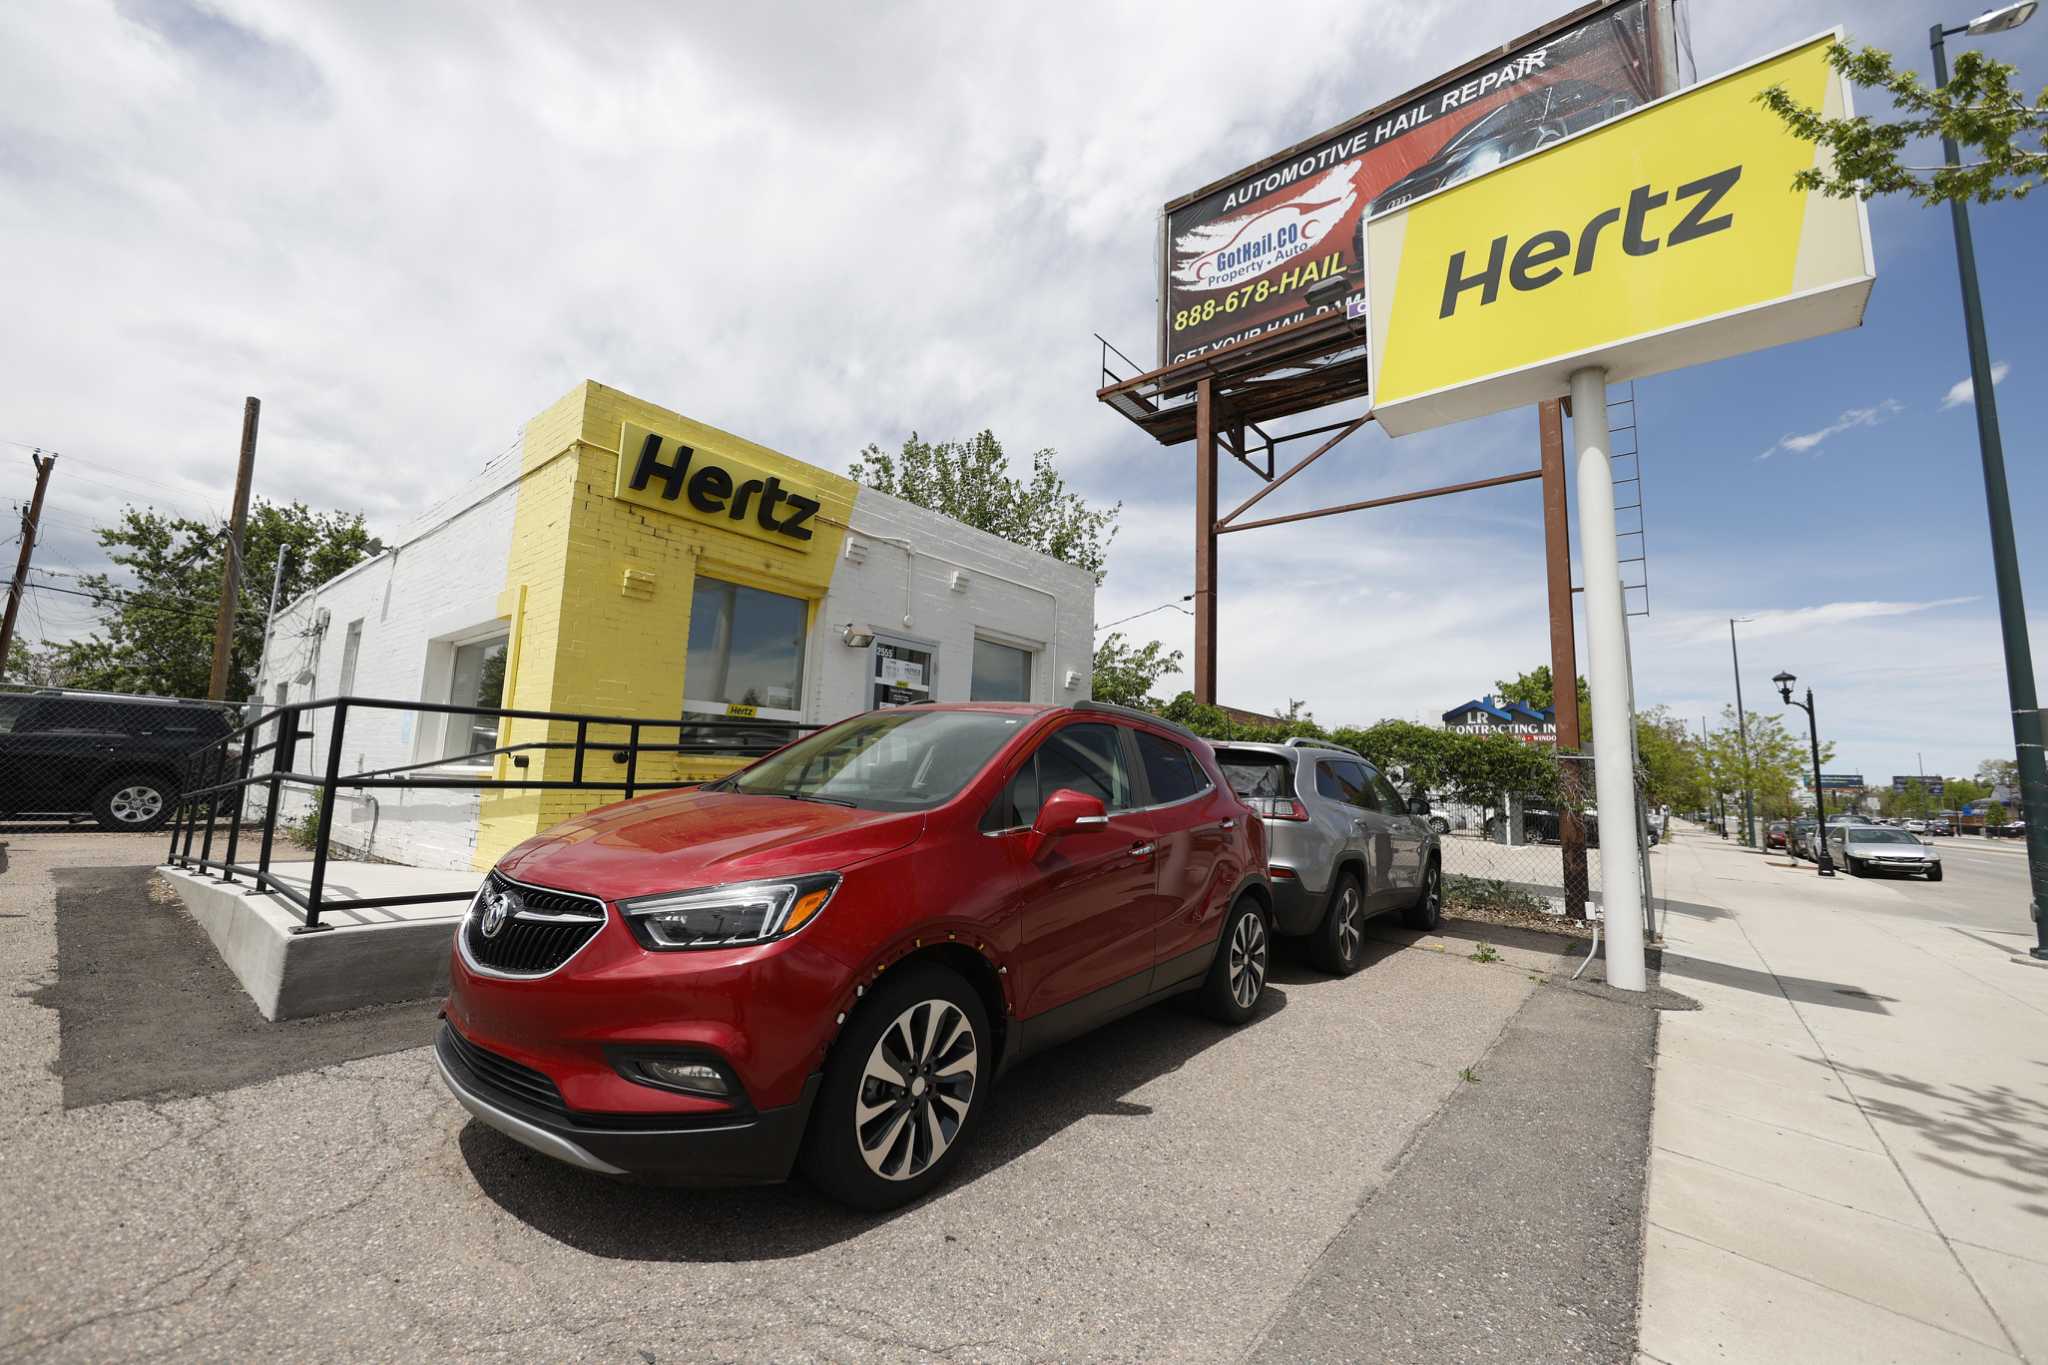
left=1932, top=2, right=2048, bottom=956
left=1775, top=671, right=1835, bottom=877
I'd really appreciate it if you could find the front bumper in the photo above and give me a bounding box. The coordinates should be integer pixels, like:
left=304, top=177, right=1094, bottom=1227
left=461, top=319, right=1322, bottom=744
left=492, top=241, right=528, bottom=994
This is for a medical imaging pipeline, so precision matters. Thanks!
left=436, top=1021, right=819, bottom=1185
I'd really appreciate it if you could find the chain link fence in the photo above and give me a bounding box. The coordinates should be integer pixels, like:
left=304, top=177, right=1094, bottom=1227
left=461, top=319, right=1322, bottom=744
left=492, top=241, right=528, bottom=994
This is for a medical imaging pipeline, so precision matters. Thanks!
left=0, top=684, right=241, bottom=832
left=1436, top=753, right=1663, bottom=934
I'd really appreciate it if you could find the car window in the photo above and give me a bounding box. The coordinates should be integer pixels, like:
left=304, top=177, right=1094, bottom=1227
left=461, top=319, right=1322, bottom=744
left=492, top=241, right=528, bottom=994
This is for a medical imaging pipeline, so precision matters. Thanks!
left=1135, top=730, right=1209, bottom=806
left=1214, top=748, right=1291, bottom=798
left=0, top=698, right=30, bottom=735
left=1367, top=768, right=1407, bottom=816
left=984, top=722, right=1134, bottom=831
left=1315, top=760, right=1373, bottom=809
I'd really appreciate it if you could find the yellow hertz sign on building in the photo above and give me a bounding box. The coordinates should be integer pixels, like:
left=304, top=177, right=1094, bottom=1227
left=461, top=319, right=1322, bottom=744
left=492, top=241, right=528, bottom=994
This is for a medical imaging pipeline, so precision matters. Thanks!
left=1366, top=33, right=1875, bottom=437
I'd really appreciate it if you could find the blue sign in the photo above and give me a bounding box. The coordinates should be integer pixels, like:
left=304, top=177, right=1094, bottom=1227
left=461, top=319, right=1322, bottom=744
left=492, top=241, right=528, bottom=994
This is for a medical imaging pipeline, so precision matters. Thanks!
left=1819, top=773, right=1864, bottom=789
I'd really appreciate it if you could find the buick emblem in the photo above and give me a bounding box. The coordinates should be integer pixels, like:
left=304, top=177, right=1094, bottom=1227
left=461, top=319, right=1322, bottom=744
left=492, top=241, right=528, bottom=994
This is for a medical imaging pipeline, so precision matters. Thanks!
left=480, top=891, right=514, bottom=938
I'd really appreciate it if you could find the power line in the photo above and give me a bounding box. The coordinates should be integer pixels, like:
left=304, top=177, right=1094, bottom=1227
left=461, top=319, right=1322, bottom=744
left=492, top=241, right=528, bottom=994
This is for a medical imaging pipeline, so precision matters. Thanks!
left=1094, top=598, right=1195, bottom=635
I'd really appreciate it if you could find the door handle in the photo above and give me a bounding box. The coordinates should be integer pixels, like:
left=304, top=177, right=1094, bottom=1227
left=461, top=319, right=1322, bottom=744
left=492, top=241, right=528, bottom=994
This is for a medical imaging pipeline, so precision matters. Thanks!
left=1219, top=817, right=1235, bottom=830
left=1130, top=842, right=1156, bottom=858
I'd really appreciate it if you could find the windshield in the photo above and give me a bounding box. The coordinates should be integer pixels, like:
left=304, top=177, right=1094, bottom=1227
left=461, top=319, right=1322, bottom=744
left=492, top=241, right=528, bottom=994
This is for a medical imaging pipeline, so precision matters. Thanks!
left=1847, top=829, right=1921, bottom=845
left=711, top=708, right=1027, bottom=811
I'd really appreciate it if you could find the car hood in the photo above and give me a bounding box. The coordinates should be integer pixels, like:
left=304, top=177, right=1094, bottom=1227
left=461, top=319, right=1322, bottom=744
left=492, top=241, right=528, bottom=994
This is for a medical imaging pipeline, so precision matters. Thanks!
left=1845, top=838, right=1933, bottom=855
left=494, top=788, right=926, bottom=901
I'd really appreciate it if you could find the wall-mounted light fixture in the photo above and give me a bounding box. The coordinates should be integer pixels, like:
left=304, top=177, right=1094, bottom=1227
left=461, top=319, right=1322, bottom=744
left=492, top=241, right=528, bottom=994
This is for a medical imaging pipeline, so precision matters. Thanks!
left=841, top=623, right=876, bottom=648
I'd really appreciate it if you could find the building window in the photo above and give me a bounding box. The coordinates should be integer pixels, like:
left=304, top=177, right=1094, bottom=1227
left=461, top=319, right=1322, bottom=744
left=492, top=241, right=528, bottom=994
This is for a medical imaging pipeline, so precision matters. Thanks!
left=970, top=638, right=1033, bottom=702
left=338, top=619, right=364, bottom=697
left=684, top=575, right=808, bottom=719
left=872, top=637, right=935, bottom=709
left=442, top=632, right=508, bottom=763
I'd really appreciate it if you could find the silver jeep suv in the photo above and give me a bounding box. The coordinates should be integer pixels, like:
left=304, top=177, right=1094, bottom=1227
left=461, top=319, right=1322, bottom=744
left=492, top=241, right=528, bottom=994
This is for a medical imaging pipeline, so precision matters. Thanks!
left=1209, top=739, right=1442, bottom=974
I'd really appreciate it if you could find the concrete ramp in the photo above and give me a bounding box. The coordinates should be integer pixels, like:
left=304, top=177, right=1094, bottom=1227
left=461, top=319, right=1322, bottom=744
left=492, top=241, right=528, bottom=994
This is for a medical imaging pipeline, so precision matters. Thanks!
left=161, top=862, right=478, bottom=1021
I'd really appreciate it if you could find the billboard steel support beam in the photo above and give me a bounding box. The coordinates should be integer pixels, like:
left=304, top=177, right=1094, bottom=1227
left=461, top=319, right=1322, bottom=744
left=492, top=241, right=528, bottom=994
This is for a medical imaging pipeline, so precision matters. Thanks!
left=1540, top=400, right=1590, bottom=920
left=1194, top=377, right=1218, bottom=704
left=1571, top=366, right=1646, bottom=991
left=1216, top=415, right=1369, bottom=530
left=1216, top=468, right=1540, bottom=536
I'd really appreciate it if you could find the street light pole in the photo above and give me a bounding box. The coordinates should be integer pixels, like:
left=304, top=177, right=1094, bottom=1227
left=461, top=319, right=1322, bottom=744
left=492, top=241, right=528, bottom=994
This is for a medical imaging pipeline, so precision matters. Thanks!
left=1932, top=8, right=2048, bottom=957
left=1730, top=617, right=1757, bottom=848
left=1776, top=671, right=1835, bottom=877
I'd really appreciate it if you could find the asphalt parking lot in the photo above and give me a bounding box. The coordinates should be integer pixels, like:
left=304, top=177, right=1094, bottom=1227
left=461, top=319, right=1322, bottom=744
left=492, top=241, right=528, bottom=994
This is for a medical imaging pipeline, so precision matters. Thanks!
left=1, top=829, right=1657, bottom=1363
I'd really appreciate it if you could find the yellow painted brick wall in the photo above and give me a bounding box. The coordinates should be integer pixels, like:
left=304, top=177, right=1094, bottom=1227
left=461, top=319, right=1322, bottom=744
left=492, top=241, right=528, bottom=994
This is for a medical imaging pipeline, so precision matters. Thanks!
left=473, top=381, right=855, bottom=868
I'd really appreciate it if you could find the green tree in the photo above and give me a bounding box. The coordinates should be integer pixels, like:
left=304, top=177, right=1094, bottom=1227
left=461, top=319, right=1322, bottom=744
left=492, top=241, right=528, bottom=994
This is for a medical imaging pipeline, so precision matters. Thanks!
left=850, top=431, right=1118, bottom=583
left=4, top=638, right=77, bottom=687
left=1090, top=633, right=1183, bottom=708
left=1978, top=757, right=2018, bottom=792
left=1758, top=40, right=2047, bottom=206
left=1635, top=706, right=1708, bottom=812
left=56, top=500, right=381, bottom=700
left=1945, top=777, right=1992, bottom=808
left=1984, top=799, right=2009, bottom=829
left=1701, top=706, right=1834, bottom=820
left=1493, top=664, right=1588, bottom=715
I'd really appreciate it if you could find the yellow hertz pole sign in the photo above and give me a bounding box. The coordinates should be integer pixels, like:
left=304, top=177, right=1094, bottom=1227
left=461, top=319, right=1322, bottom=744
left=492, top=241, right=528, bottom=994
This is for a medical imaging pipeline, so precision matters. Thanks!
left=1366, top=33, right=1874, bottom=437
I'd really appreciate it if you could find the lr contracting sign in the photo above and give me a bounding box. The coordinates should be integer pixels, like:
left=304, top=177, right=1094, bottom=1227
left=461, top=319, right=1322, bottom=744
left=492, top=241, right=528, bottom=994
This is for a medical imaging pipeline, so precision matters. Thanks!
left=1365, top=33, right=1875, bottom=436
left=1158, top=0, right=1667, bottom=365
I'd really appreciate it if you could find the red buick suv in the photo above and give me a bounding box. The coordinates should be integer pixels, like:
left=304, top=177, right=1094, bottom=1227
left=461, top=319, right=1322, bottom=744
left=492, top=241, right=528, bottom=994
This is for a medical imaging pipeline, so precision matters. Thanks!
left=437, top=701, right=1271, bottom=1209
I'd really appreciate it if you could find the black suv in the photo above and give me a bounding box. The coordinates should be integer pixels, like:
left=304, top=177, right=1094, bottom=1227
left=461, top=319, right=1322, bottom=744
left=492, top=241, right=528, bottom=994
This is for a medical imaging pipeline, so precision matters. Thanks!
left=0, top=690, right=235, bottom=830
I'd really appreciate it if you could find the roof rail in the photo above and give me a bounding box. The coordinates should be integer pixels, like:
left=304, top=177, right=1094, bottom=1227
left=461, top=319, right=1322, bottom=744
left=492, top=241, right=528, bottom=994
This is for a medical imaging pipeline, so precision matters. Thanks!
left=1069, top=699, right=1204, bottom=744
left=1283, top=735, right=1363, bottom=757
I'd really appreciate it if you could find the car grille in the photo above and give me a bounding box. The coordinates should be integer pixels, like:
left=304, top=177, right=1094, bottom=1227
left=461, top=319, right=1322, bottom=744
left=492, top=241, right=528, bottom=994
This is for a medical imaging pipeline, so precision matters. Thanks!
left=438, top=1021, right=567, bottom=1114
left=462, top=872, right=607, bottom=976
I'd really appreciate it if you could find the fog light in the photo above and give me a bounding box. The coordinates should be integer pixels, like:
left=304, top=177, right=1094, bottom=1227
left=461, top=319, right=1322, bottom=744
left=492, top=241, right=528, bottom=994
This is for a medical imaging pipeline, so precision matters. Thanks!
left=641, top=1060, right=730, bottom=1096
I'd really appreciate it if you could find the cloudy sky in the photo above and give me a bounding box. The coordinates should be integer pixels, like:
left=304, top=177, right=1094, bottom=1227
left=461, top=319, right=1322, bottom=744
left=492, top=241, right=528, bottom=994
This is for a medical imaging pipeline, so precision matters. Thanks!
left=3, top=0, right=2043, bottom=782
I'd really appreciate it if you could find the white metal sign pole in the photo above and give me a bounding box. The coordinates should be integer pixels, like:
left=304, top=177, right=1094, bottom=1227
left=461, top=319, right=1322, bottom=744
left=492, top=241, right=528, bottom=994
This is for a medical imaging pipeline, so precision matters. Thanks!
left=1570, top=366, right=1647, bottom=991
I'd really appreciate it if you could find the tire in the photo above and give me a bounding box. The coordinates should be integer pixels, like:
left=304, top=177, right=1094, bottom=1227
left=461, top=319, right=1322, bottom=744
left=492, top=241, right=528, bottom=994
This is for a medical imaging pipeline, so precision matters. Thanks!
left=1927, top=864, right=1944, bottom=882
left=1402, top=858, right=1443, bottom=931
left=799, top=963, right=990, bottom=1212
left=1845, top=857, right=1863, bottom=878
left=1311, top=873, right=1367, bottom=976
left=1428, top=816, right=1450, bottom=836
left=90, top=774, right=174, bottom=832
left=1197, top=894, right=1270, bottom=1024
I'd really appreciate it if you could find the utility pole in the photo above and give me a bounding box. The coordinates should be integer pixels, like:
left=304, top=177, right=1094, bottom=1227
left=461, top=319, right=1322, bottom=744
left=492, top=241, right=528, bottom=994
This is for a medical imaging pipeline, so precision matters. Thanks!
left=207, top=397, right=260, bottom=701
left=1931, top=11, right=2048, bottom=957
left=256, top=543, right=290, bottom=696
left=1729, top=618, right=1757, bottom=848
left=0, top=450, right=57, bottom=680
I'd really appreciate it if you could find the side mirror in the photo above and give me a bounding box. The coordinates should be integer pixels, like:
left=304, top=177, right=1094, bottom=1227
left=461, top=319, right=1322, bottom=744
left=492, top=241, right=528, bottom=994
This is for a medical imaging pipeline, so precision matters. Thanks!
left=1407, top=794, right=1431, bottom=817
left=1028, top=787, right=1107, bottom=856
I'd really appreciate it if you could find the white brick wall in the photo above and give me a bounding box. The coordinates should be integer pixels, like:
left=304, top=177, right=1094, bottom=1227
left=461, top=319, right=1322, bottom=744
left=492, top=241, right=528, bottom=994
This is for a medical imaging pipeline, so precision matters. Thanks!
left=814, top=488, right=1096, bottom=720
left=254, top=459, right=519, bottom=871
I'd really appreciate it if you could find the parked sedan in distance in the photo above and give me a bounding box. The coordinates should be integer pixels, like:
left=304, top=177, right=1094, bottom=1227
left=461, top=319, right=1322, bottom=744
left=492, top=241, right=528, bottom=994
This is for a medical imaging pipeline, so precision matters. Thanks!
left=1827, top=825, right=1943, bottom=880
left=1766, top=820, right=1789, bottom=849
left=1210, top=740, right=1440, bottom=975
left=437, top=701, right=1272, bottom=1210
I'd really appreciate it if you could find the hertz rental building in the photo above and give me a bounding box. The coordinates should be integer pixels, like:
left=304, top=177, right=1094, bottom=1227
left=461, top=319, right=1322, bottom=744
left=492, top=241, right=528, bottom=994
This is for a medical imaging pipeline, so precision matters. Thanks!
left=256, top=381, right=1097, bottom=872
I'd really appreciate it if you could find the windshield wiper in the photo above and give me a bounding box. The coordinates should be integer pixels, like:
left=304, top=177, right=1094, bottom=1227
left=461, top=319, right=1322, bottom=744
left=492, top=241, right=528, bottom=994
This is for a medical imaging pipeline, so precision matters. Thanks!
left=745, top=787, right=857, bottom=808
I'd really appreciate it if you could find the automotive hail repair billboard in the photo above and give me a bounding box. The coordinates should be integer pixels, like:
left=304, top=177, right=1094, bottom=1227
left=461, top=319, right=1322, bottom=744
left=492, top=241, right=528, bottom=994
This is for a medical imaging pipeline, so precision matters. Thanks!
left=1365, top=32, right=1876, bottom=437
left=1159, top=0, right=1669, bottom=366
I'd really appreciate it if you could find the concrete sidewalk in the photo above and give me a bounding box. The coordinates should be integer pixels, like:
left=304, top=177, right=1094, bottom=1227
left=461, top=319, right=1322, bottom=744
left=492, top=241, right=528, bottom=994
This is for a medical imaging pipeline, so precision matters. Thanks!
left=1640, top=831, right=2048, bottom=1363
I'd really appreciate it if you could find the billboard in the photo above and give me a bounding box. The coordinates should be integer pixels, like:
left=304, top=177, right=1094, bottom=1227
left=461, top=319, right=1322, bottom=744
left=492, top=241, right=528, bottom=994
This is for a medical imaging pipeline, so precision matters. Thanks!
left=1819, top=773, right=1865, bottom=790
left=1365, top=33, right=1876, bottom=437
left=1893, top=775, right=1946, bottom=796
left=1159, top=0, right=1667, bottom=366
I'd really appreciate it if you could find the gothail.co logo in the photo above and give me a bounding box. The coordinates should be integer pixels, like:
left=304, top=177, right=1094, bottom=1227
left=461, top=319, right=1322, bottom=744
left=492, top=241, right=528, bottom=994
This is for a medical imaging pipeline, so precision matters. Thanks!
left=480, top=891, right=513, bottom=938
left=1173, top=161, right=1363, bottom=292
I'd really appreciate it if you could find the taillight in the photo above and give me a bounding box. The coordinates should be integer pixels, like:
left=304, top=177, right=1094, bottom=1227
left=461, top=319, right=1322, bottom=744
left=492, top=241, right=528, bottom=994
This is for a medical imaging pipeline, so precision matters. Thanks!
left=1246, top=797, right=1308, bottom=822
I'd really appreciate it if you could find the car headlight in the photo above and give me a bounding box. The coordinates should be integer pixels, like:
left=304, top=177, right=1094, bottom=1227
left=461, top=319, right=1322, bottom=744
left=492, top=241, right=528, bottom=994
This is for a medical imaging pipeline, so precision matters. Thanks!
left=619, top=873, right=840, bottom=950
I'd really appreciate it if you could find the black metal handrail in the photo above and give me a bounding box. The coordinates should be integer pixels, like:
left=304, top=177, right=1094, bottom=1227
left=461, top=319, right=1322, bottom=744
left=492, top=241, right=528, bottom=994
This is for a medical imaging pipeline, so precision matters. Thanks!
left=162, top=695, right=817, bottom=933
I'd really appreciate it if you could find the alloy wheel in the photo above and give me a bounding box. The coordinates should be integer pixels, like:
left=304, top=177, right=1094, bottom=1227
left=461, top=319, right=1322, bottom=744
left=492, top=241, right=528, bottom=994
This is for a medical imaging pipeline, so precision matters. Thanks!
left=1335, top=884, right=1363, bottom=963
left=855, top=999, right=978, bottom=1181
left=1422, top=865, right=1441, bottom=925
left=1229, top=910, right=1268, bottom=1009
left=109, top=786, right=164, bottom=824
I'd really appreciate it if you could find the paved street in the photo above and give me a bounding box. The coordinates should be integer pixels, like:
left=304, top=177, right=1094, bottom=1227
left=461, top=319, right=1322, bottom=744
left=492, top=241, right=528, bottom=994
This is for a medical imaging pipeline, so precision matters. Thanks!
left=1641, top=829, right=2048, bottom=1364
left=0, top=829, right=1655, bottom=1362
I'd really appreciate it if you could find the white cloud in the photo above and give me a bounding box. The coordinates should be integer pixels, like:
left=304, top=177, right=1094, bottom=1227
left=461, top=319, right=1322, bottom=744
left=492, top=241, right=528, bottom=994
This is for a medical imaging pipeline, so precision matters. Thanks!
left=1655, top=596, right=1978, bottom=647
left=1940, top=360, right=2010, bottom=410
left=1754, top=399, right=1903, bottom=460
